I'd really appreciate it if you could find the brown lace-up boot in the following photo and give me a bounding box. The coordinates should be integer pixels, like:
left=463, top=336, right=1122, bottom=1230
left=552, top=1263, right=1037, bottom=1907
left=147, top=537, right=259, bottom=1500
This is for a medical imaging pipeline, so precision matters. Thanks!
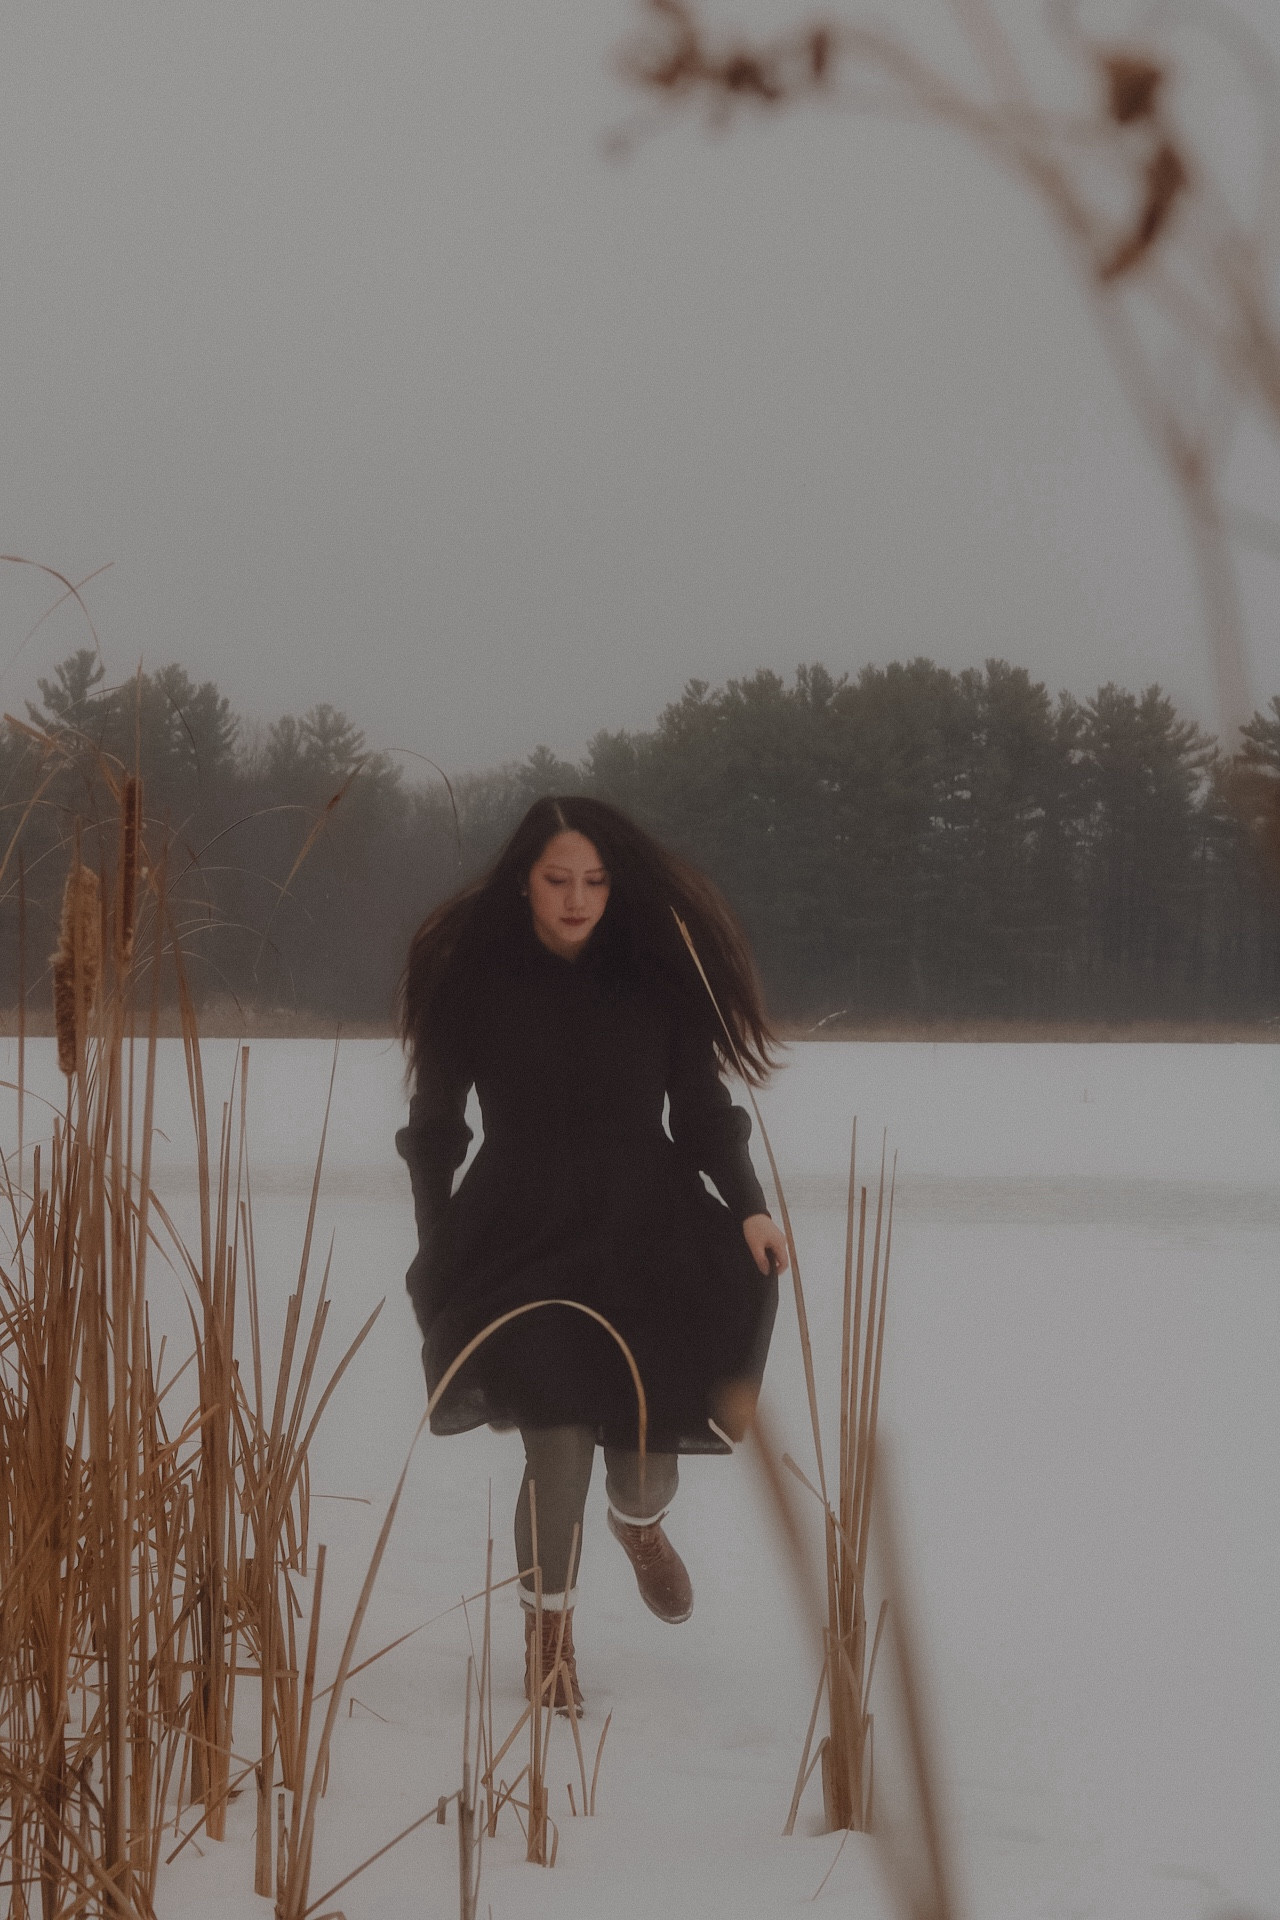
left=606, top=1509, right=694, bottom=1624
left=523, top=1605, right=584, bottom=1718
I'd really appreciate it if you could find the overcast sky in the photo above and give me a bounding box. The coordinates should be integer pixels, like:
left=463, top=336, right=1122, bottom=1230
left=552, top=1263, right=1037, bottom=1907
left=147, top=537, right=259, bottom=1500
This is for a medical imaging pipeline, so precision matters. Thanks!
left=2, top=1, right=1277, bottom=773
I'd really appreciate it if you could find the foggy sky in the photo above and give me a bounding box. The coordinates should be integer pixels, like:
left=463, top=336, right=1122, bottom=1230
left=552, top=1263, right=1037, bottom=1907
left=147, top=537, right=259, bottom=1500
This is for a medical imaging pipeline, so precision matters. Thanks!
left=2, top=1, right=1277, bottom=774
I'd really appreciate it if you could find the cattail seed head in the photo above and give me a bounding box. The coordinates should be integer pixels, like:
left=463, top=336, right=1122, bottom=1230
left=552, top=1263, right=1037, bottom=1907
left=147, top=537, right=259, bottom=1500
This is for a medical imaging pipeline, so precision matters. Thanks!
left=51, top=862, right=102, bottom=1076
left=52, top=953, right=79, bottom=1075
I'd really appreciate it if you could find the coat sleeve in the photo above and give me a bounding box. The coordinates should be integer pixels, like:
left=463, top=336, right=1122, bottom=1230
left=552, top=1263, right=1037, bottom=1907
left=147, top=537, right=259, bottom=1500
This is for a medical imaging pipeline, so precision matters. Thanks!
left=666, top=1015, right=769, bottom=1223
left=394, top=1033, right=473, bottom=1241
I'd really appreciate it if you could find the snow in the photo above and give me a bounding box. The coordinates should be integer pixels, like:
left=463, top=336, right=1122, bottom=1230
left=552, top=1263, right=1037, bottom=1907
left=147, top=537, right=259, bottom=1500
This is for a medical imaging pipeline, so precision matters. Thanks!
left=4, top=1036, right=1278, bottom=1919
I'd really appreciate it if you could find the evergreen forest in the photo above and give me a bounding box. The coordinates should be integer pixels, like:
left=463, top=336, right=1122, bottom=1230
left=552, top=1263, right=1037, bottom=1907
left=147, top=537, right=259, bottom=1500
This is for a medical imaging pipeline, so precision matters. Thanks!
left=4, top=648, right=1280, bottom=1030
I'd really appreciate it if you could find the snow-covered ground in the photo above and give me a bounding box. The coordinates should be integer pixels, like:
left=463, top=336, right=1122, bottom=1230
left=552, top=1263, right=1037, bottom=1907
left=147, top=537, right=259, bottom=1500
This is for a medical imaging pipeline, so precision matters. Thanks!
left=5, top=1037, right=1279, bottom=1920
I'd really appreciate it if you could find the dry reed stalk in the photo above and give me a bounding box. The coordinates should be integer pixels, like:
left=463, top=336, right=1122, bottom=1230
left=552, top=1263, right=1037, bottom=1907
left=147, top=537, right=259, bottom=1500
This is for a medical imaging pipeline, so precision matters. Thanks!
left=264, top=1300, right=526, bottom=1920
left=458, top=1658, right=478, bottom=1920
left=562, top=1640, right=592, bottom=1822
left=521, top=1500, right=574, bottom=1867
left=808, top=1129, right=894, bottom=1832
left=177, top=995, right=240, bottom=1838
left=588, top=1714, right=612, bottom=1815
left=117, top=776, right=141, bottom=971
left=525, top=1490, right=549, bottom=1866
left=456, top=1498, right=500, bottom=1867
left=130, top=1026, right=378, bottom=1893
left=275, top=1302, right=645, bottom=1911
left=452, top=1498, right=584, bottom=1871
left=0, top=819, right=194, bottom=1914
left=867, top=1455, right=959, bottom=1920
left=735, top=1401, right=960, bottom=1920
left=450, top=1543, right=495, bottom=1918
left=16, top=854, right=26, bottom=1176
left=232, top=1245, right=381, bottom=1886
left=271, top=1418, right=430, bottom=1920
left=0, top=781, right=385, bottom=1919
left=275, top=1543, right=326, bottom=1917
left=480, top=1511, right=496, bottom=1845
left=673, top=914, right=892, bottom=1832
left=0, top=1128, right=91, bottom=1911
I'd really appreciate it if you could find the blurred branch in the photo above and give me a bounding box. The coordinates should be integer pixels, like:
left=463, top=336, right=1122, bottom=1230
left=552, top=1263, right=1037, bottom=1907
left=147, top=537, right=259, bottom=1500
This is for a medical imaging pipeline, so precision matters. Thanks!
left=616, top=0, right=1280, bottom=739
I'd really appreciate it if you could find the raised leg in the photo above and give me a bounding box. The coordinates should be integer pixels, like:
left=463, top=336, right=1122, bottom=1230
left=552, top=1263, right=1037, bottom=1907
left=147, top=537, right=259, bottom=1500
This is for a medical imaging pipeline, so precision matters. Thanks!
left=602, top=1446, right=692, bottom=1624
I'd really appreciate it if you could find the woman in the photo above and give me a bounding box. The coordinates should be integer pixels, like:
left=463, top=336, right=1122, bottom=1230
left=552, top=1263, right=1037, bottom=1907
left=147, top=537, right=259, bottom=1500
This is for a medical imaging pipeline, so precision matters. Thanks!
left=396, top=796, right=788, bottom=1714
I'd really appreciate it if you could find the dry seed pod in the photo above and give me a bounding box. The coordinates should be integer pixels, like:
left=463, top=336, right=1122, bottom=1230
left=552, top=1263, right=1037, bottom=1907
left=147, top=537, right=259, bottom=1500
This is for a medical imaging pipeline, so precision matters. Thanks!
left=1101, top=51, right=1165, bottom=125
left=62, top=864, right=102, bottom=1003
left=52, top=952, right=79, bottom=1075
left=51, top=862, right=102, bottom=1075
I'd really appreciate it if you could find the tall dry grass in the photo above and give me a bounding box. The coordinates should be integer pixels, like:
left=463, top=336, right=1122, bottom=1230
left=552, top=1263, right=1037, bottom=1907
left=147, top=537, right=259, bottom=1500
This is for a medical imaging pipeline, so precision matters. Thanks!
left=674, top=910, right=960, bottom=1915
left=716, top=1129, right=895, bottom=1837
left=676, top=913, right=893, bottom=1833
left=778, top=1126, right=894, bottom=1836
left=0, top=777, right=379, bottom=1917
left=249, top=1296, right=640, bottom=1917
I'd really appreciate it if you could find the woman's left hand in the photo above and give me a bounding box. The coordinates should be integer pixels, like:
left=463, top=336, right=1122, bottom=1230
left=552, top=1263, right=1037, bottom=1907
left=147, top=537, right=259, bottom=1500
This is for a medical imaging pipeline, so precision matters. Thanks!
left=742, top=1213, right=789, bottom=1275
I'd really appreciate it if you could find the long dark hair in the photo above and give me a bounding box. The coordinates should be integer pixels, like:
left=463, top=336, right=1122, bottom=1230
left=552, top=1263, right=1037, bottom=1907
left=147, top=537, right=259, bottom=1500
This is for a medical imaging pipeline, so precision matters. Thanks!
left=398, top=796, right=778, bottom=1087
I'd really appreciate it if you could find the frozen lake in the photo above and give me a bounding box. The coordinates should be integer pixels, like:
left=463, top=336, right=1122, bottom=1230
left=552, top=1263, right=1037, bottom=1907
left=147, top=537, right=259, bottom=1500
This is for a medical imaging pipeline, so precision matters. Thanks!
left=4, top=1036, right=1278, bottom=1919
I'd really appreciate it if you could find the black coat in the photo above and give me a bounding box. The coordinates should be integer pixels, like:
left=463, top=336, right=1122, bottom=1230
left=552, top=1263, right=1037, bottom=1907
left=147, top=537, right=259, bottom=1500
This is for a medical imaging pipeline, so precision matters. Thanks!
left=395, top=919, right=778, bottom=1452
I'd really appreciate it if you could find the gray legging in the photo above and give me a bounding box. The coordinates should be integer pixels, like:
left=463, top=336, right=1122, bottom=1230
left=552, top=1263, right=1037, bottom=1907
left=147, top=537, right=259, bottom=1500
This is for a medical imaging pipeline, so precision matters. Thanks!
left=516, top=1425, right=679, bottom=1604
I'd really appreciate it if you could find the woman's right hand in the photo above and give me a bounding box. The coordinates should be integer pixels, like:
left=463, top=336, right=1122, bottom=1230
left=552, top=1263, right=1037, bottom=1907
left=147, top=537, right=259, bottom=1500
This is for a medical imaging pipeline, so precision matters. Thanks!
left=742, top=1213, right=789, bottom=1275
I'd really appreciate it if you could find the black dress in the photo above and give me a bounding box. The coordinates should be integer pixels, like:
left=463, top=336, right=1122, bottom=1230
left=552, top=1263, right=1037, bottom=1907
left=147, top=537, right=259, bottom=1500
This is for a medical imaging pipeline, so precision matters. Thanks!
left=395, top=919, right=778, bottom=1454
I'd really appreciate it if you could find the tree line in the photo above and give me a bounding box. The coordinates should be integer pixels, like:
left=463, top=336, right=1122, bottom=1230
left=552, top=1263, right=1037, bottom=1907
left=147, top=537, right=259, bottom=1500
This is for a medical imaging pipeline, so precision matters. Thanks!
left=4, top=647, right=1279, bottom=1027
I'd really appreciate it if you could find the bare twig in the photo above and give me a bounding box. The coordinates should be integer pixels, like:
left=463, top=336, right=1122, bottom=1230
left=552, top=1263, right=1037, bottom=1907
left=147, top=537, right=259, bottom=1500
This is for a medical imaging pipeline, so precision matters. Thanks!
left=619, top=0, right=1280, bottom=738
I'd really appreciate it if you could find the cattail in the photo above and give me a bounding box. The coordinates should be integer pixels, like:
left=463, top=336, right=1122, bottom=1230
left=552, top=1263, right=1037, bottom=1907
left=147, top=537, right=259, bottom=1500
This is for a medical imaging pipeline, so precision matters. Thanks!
left=119, top=775, right=142, bottom=966
left=52, top=954, right=79, bottom=1076
left=51, top=861, right=102, bottom=1075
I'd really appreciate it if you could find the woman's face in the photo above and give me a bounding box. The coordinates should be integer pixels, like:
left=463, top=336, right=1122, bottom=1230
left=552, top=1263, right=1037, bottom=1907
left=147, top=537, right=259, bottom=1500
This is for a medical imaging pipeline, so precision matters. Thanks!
left=525, top=830, right=611, bottom=959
